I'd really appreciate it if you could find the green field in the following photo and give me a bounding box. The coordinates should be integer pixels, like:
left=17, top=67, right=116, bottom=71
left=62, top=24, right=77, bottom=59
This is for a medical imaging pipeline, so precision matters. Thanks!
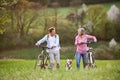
left=0, top=60, right=120, bottom=80
left=0, top=47, right=75, bottom=59
left=0, top=41, right=109, bottom=59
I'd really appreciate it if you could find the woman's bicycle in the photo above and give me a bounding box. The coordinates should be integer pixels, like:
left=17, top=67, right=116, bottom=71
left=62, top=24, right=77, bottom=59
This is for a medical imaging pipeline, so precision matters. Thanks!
left=34, top=46, right=50, bottom=70
left=81, top=41, right=97, bottom=68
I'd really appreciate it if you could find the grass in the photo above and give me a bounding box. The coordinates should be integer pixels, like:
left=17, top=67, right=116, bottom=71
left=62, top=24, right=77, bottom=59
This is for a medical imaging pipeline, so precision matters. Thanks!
left=0, top=46, right=76, bottom=59
left=0, top=60, right=120, bottom=80
left=0, top=41, right=118, bottom=59
left=0, top=48, right=40, bottom=59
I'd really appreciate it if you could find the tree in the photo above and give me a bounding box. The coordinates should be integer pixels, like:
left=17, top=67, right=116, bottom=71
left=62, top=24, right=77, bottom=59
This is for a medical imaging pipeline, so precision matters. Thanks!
left=87, top=4, right=119, bottom=41
left=50, top=2, right=60, bottom=28
left=0, top=8, right=9, bottom=34
left=9, top=0, right=39, bottom=38
left=0, top=0, right=15, bottom=34
left=66, top=3, right=87, bottom=28
left=87, top=5, right=106, bottom=34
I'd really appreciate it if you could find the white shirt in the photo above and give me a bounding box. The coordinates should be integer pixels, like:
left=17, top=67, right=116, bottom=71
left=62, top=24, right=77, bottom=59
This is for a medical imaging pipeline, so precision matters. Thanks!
left=37, top=34, right=60, bottom=53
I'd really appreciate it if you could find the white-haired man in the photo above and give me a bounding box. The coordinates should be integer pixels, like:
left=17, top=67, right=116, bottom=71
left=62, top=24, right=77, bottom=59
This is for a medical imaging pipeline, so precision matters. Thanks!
left=35, top=27, right=60, bottom=70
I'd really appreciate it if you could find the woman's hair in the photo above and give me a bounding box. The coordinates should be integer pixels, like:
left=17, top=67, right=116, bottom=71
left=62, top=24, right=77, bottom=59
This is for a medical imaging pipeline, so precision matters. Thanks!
left=78, top=28, right=85, bottom=36
left=48, top=27, right=55, bottom=33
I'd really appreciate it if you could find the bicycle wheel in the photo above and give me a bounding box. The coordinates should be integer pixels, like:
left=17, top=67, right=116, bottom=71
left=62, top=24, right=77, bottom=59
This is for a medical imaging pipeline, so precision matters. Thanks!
left=86, top=52, right=96, bottom=68
left=91, top=53, right=97, bottom=68
left=34, top=53, right=44, bottom=70
left=44, top=54, right=50, bottom=69
left=86, top=52, right=90, bottom=68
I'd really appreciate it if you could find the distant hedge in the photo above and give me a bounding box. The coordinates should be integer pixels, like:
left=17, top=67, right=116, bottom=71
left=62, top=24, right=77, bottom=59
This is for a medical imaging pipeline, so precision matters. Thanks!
left=82, top=0, right=120, bottom=4
left=29, top=0, right=120, bottom=6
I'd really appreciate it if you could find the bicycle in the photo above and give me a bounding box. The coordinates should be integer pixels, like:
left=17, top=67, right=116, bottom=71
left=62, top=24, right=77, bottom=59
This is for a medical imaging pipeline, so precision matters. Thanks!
left=34, top=46, right=50, bottom=70
left=81, top=41, right=97, bottom=68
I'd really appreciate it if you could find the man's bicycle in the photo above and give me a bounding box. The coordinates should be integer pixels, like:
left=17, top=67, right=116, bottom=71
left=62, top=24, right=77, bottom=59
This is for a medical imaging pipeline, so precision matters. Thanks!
left=34, top=46, right=50, bottom=70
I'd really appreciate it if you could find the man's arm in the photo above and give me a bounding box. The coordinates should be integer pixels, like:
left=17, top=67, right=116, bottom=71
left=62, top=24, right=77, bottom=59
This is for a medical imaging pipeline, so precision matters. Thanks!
left=35, top=35, right=47, bottom=46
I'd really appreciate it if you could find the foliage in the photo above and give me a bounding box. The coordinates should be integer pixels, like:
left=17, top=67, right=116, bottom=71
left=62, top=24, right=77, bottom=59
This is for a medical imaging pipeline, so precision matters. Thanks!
left=0, top=0, right=13, bottom=34
left=0, top=9, right=9, bottom=34
left=56, top=19, right=76, bottom=44
left=87, top=4, right=120, bottom=41
left=0, top=0, right=40, bottom=50
left=114, top=44, right=120, bottom=59
left=87, top=5, right=106, bottom=33
left=94, top=45, right=114, bottom=60
left=28, top=0, right=120, bottom=6
left=94, top=43, right=120, bottom=60
left=10, top=0, right=39, bottom=38
left=113, top=22, right=120, bottom=41
left=66, top=4, right=87, bottom=28
left=0, top=2, right=120, bottom=50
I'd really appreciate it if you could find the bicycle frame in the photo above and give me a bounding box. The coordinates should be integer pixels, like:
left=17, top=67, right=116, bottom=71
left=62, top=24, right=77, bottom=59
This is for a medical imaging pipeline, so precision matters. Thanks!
left=34, top=46, right=50, bottom=70
left=86, top=47, right=96, bottom=68
left=80, top=41, right=96, bottom=68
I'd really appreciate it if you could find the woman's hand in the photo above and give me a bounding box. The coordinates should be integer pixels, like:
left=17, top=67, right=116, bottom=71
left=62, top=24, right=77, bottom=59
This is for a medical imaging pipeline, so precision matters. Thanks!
left=77, top=42, right=85, bottom=45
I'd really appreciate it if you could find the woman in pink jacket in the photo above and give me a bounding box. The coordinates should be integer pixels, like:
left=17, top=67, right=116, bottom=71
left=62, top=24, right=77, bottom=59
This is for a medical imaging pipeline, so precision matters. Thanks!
left=75, top=28, right=97, bottom=69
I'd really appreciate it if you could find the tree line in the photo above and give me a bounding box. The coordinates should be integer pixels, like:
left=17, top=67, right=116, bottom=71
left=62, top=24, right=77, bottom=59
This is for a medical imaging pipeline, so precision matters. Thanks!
left=0, top=0, right=120, bottom=51
left=28, top=0, right=120, bottom=7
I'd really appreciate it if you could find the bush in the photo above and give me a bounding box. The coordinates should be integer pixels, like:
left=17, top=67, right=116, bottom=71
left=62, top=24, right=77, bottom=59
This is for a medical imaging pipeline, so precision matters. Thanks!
left=56, top=20, right=76, bottom=45
left=87, top=4, right=107, bottom=37
left=0, top=28, right=37, bottom=50
left=87, top=4, right=120, bottom=41
left=114, top=23, right=120, bottom=41
left=94, top=45, right=114, bottom=60
left=94, top=44, right=120, bottom=60
left=114, top=44, right=120, bottom=59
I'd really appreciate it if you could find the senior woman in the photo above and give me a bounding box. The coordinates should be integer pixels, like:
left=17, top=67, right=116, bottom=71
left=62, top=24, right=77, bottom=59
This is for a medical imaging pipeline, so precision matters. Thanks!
left=74, top=28, right=97, bottom=69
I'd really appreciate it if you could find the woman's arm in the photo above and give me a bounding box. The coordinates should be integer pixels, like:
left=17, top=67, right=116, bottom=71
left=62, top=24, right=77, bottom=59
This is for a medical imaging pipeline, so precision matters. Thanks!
left=86, top=35, right=97, bottom=42
left=75, top=36, right=79, bottom=45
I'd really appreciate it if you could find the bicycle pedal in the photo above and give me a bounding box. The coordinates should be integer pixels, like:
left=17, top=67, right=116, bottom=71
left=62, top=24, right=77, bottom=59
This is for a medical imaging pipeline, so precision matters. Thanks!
left=45, top=64, right=48, bottom=66
left=37, top=64, right=41, bottom=66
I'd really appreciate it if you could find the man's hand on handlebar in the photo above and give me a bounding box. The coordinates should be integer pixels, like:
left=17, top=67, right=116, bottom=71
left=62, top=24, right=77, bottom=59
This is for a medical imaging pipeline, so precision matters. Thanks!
left=51, top=46, right=56, bottom=49
left=35, top=43, right=39, bottom=46
left=35, top=43, right=56, bottom=49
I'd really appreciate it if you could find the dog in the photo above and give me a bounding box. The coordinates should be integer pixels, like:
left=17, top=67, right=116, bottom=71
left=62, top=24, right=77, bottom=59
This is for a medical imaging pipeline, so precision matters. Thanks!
left=65, top=59, right=72, bottom=71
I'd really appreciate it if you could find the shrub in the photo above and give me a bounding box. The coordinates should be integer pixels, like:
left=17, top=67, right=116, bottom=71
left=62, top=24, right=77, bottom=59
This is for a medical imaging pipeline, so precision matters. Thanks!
left=56, top=20, right=76, bottom=45
left=94, top=43, right=120, bottom=60
left=87, top=4, right=119, bottom=41
left=94, top=45, right=114, bottom=60
left=114, top=44, right=120, bottom=59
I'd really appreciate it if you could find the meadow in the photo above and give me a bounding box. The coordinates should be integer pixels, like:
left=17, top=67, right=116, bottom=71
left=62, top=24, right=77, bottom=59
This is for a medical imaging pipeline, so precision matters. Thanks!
left=0, top=41, right=120, bottom=80
left=0, top=60, right=120, bottom=80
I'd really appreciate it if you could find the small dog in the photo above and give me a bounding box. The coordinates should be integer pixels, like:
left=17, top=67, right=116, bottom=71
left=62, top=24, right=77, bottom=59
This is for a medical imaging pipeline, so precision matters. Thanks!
left=65, top=59, right=72, bottom=71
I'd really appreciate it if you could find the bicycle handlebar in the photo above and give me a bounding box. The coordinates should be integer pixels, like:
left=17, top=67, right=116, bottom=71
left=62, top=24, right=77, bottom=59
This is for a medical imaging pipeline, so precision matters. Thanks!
left=80, top=41, right=95, bottom=45
left=38, top=45, right=51, bottom=49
